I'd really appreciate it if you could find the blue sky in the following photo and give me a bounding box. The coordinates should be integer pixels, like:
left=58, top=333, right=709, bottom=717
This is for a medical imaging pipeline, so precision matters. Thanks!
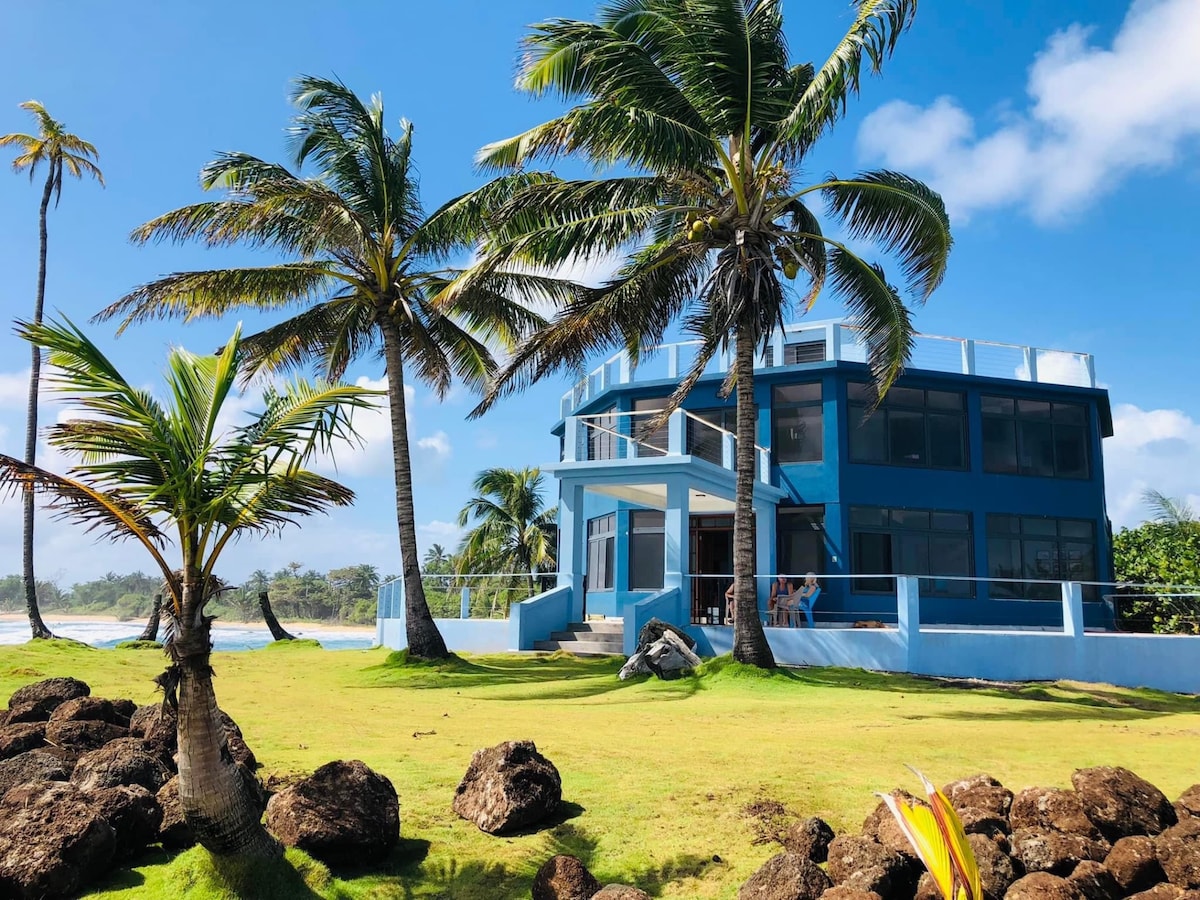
left=1, top=0, right=1198, bottom=585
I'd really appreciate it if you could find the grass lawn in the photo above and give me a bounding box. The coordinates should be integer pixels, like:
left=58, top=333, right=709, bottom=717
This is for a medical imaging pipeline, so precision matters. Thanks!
left=2, top=641, right=1199, bottom=899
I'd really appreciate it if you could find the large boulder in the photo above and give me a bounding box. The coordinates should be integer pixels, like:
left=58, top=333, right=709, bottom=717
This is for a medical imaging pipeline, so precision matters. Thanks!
left=0, top=781, right=116, bottom=900
left=49, top=697, right=128, bottom=728
left=43, top=719, right=128, bottom=756
left=944, top=774, right=1014, bottom=823
left=825, top=834, right=915, bottom=897
left=1065, top=860, right=1121, bottom=900
left=1005, top=872, right=1084, bottom=899
left=265, top=760, right=399, bottom=865
left=1157, top=817, right=1200, bottom=889
left=70, top=738, right=170, bottom=793
left=1106, top=835, right=1166, bottom=894
left=1126, top=886, right=1193, bottom=899
left=1010, top=787, right=1102, bottom=839
left=452, top=740, right=562, bottom=835
left=1073, top=767, right=1177, bottom=840
left=5, top=699, right=55, bottom=725
left=862, top=791, right=923, bottom=858
left=531, top=854, right=601, bottom=900
left=1010, top=826, right=1107, bottom=876
left=7, top=677, right=89, bottom=714
left=1177, top=787, right=1200, bottom=822
left=739, top=852, right=832, bottom=900
left=0, top=749, right=71, bottom=797
left=0, top=722, right=47, bottom=761
left=155, top=776, right=195, bottom=850
left=968, top=831, right=1021, bottom=899
left=130, top=705, right=177, bottom=770
left=782, top=817, right=836, bottom=863
left=89, top=785, right=163, bottom=862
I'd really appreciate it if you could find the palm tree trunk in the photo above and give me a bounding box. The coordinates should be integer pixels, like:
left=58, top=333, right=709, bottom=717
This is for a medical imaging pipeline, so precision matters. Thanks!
left=22, top=170, right=56, bottom=641
left=379, top=315, right=448, bottom=659
left=174, top=581, right=280, bottom=858
left=138, top=593, right=162, bottom=642
left=257, top=590, right=296, bottom=641
left=732, top=325, right=776, bottom=668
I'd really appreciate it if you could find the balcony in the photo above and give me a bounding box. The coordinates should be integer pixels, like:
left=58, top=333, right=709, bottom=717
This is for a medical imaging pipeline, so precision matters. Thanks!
left=558, top=319, right=1098, bottom=418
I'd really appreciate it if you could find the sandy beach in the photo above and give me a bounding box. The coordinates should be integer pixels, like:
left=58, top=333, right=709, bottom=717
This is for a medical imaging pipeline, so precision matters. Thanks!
left=0, top=611, right=376, bottom=635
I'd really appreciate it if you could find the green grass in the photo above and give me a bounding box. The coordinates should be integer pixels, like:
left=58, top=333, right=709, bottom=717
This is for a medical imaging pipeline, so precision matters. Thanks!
left=2, top=641, right=1198, bottom=899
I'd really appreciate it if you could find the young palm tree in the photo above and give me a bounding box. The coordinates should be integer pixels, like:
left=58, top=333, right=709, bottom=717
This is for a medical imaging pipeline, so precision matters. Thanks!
left=95, top=76, right=561, bottom=659
left=0, top=318, right=377, bottom=858
left=463, top=0, right=951, bottom=667
left=456, top=467, right=557, bottom=602
left=1, top=101, right=103, bottom=640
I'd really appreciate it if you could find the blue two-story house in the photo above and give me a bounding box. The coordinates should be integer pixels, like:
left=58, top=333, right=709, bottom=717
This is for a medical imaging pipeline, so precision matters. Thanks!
left=548, top=319, right=1113, bottom=631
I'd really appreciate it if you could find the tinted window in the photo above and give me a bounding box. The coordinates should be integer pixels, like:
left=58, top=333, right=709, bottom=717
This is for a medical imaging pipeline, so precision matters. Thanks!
left=773, top=383, right=823, bottom=463
left=983, top=396, right=1090, bottom=479
left=848, top=383, right=966, bottom=470
left=850, top=506, right=974, bottom=597
left=986, top=515, right=1098, bottom=600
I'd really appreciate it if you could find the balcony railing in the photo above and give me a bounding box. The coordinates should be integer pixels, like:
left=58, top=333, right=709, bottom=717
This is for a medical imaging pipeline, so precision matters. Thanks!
left=561, top=408, right=770, bottom=483
left=558, top=319, right=1098, bottom=418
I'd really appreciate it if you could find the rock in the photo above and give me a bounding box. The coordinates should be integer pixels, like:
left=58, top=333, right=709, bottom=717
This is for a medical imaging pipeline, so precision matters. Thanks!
left=969, top=831, right=1021, bottom=899
left=618, top=630, right=702, bottom=680
left=1010, top=826, right=1107, bottom=875
left=130, top=705, right=177, bottom=770
left=70, top=738, right=170, bottom=793
left=944, top=774, right=1014, bottom=823
left=820, top=889, right=882, bottom=900
left=739, top=852, right=832, bottom=900
left=0, top=781, right=115, bottom=900
left=958, top=805, right=1011, bottom=840
left=1176, top=786, right=1200, bottom=822
left=1005, top=872, right=1084, bottom=899
left=226, top=729, right=257, bottom=770
left=1158, top=817, right=1200, bottom=888
left=111, top=699, right=137, bottom=720
left=0, top=749, right=71, bottom=797
left=452, top=740, right=562, bottom=835
left=826, top=835, right=914, bottom=897
left=531, top=855, right=601, bottom=900
left=0, top=722, right=47, bottom=760
left=156, top=776, right=194, bottom=850
left=7, top=677, right=89, bottom=713
left=1066, top=860, right=1121, bottom=900
left=89, top=785, right=163, bottom=862
left=265, top=760, right=399, bottom=865
left=1010, top=787, right=1102, bottom=839
left=49, top=697, right=128, bottom=727
left=862, top=791, right=923, bottom=858
left=128, top=704, right=167, bottom=738
left=1106, top=835, right=1165, bottom=894
left=43, top=719, right=129, bottom=755
left=5, top=699, right=55, bottom=724
left=1073, top=767, right=1177, bottom=840
left=1127, top=886, right=1186, bottom=900
left=782, top=817, right=836, bottom=863
left=594, top=888, right=652, bottom=900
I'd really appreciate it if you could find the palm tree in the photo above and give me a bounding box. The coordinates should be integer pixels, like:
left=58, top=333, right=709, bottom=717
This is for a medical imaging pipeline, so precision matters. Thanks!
left=0, top=317, right=377, bottom=858
left=95, top=76, right=559, bottom=660
left=424, top=543, right=452, bottom=571
left=456, top=467, right=557, bottom=600
left=1, top=101, right=103, bottom=640
left=464, top=0, right=951, bottom=667
left=1143, top=489, right=1199, bottom=528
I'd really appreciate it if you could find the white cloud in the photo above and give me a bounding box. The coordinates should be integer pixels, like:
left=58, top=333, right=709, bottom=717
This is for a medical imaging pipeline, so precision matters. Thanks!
left=0, top=370, right=31, bottom=409
left=857, top=0, right=1200, bottom=223
left=1105, top=403, right=1200, bottom=528
left=417, top=430, right=452, bottom=459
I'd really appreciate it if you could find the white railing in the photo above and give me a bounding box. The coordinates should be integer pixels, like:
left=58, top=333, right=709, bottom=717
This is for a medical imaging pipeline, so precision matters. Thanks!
left=558, top=320, right=1098, bottom=417
left=562, top=408, right=770, bottom=482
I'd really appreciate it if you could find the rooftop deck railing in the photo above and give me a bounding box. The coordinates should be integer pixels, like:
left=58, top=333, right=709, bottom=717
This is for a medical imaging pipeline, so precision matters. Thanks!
left=559, top=320, right=1098, bottom=418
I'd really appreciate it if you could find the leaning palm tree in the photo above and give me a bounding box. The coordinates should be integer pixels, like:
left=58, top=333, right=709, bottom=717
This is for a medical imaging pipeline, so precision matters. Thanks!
left=1, top=101, right=103, bottom=640
left=456, top=467, right=557, bottom=603
left=95, top=76, right=560, bottom=659
left=0, top=317, right=377, bottom=859
left=462, top=0, right=951, bottom=667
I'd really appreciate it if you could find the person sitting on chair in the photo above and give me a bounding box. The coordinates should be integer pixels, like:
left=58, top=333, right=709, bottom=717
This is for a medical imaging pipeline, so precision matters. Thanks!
left=724, top=581, right=736, bottom=624
left=769, top=573, right=796, bottom=626
left=791, top=572, right=819, bottom=627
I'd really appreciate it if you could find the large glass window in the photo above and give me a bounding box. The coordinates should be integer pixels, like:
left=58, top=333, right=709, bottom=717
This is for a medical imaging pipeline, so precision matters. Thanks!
left=773, top=383, right=823, bottom=463
left=848, top=384, right=966, bottom=469
left=586, top=514, right=615, bottom=591
left=778, top=507, right=825, bottom=576
left=982, top=396, right=1090, bottom=479
left=628, top=510, right=665, bottom=590
left=986, top=515, right=1097, bottom=600
left=850, top=506, right=974, bottom=596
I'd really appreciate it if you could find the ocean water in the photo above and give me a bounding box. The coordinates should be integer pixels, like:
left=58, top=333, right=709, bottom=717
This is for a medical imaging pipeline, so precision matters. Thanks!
left=0, top=618, right=376, bottom=651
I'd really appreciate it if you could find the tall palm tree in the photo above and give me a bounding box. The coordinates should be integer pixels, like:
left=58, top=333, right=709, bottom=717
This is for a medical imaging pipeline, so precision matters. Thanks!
left=1143, top=489, right=1199, bottom=528
left=95, top=76, right=561, bottom=659
left=456, top=467, right=557, bottom=599
left=464, top=0, right=951, bottom=667
left=423, top=543, right=452, bottom=571
left=1, top=101, right=103, bottom=640
left=0, top=317, right=376, bottom=858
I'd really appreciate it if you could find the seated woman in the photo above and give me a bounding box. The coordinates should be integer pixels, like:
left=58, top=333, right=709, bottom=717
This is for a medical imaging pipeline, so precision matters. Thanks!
left=769, top=574, right=796, bottom=626
left=790, top=572, right=820, bottom=627
left=724, top=580, right=736, bottom=624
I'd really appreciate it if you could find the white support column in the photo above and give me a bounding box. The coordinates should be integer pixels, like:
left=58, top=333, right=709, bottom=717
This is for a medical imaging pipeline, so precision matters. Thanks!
left=721, top=431, right=736, bottom=469
left=771, top=330, right=785, bottom=368
left=664, top=478, right=691, bottom=606
left=758, top=447, right=770, bottom=483
left=563, top=416, right=581, bottom=462
left=460, top=587, right=471, bottom=619
left=557, top=482, right=587, bottom=622
left=667, top=344, right=680, bottom=379
left=961, top=339, right=976, bottom=376
left=825, top=322, right=842, bottom=362
left=896, top=576, right=922, bottom=672
left=617, top=350, right=631, bottom=384
left=755, top=501, right=775, bottom=618
left=1023, top=346, right=1039, bottom=382
left=668, top=409, right=686, bottom=455
left=1061, top=581, right=1085, bottom=638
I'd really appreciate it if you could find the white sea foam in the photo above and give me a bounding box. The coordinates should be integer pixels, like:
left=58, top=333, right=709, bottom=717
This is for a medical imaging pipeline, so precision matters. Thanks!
left=0, top=619, right=374, bottom=650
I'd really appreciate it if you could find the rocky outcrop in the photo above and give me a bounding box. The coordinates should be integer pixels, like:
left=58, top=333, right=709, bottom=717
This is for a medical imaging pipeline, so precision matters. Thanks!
left=1010, top=786, right=1103, bottom=839
left=1073, top=767, right=1177, bottom=841
left=452, top=740, right=562, bottom=834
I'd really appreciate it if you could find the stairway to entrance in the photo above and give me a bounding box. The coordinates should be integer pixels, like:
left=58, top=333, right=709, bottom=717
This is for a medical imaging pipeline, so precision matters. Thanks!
left=533, top=620, right=624, bottom=656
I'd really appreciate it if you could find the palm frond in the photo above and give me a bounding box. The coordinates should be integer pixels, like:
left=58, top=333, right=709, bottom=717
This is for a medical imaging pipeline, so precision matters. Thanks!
left=827, top=246, right=913, bottom=394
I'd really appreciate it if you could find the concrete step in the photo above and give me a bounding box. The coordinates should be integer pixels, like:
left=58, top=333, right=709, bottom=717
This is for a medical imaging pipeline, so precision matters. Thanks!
left=567, top=621, right=623, bottom=634
left=551, top=629, right=619, bottom=643
left=533, top=639, right=623, bottom=656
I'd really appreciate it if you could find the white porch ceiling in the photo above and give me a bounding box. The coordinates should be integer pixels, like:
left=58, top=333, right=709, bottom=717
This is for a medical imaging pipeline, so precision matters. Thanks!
left=585, top=482, right=735, bottom=513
